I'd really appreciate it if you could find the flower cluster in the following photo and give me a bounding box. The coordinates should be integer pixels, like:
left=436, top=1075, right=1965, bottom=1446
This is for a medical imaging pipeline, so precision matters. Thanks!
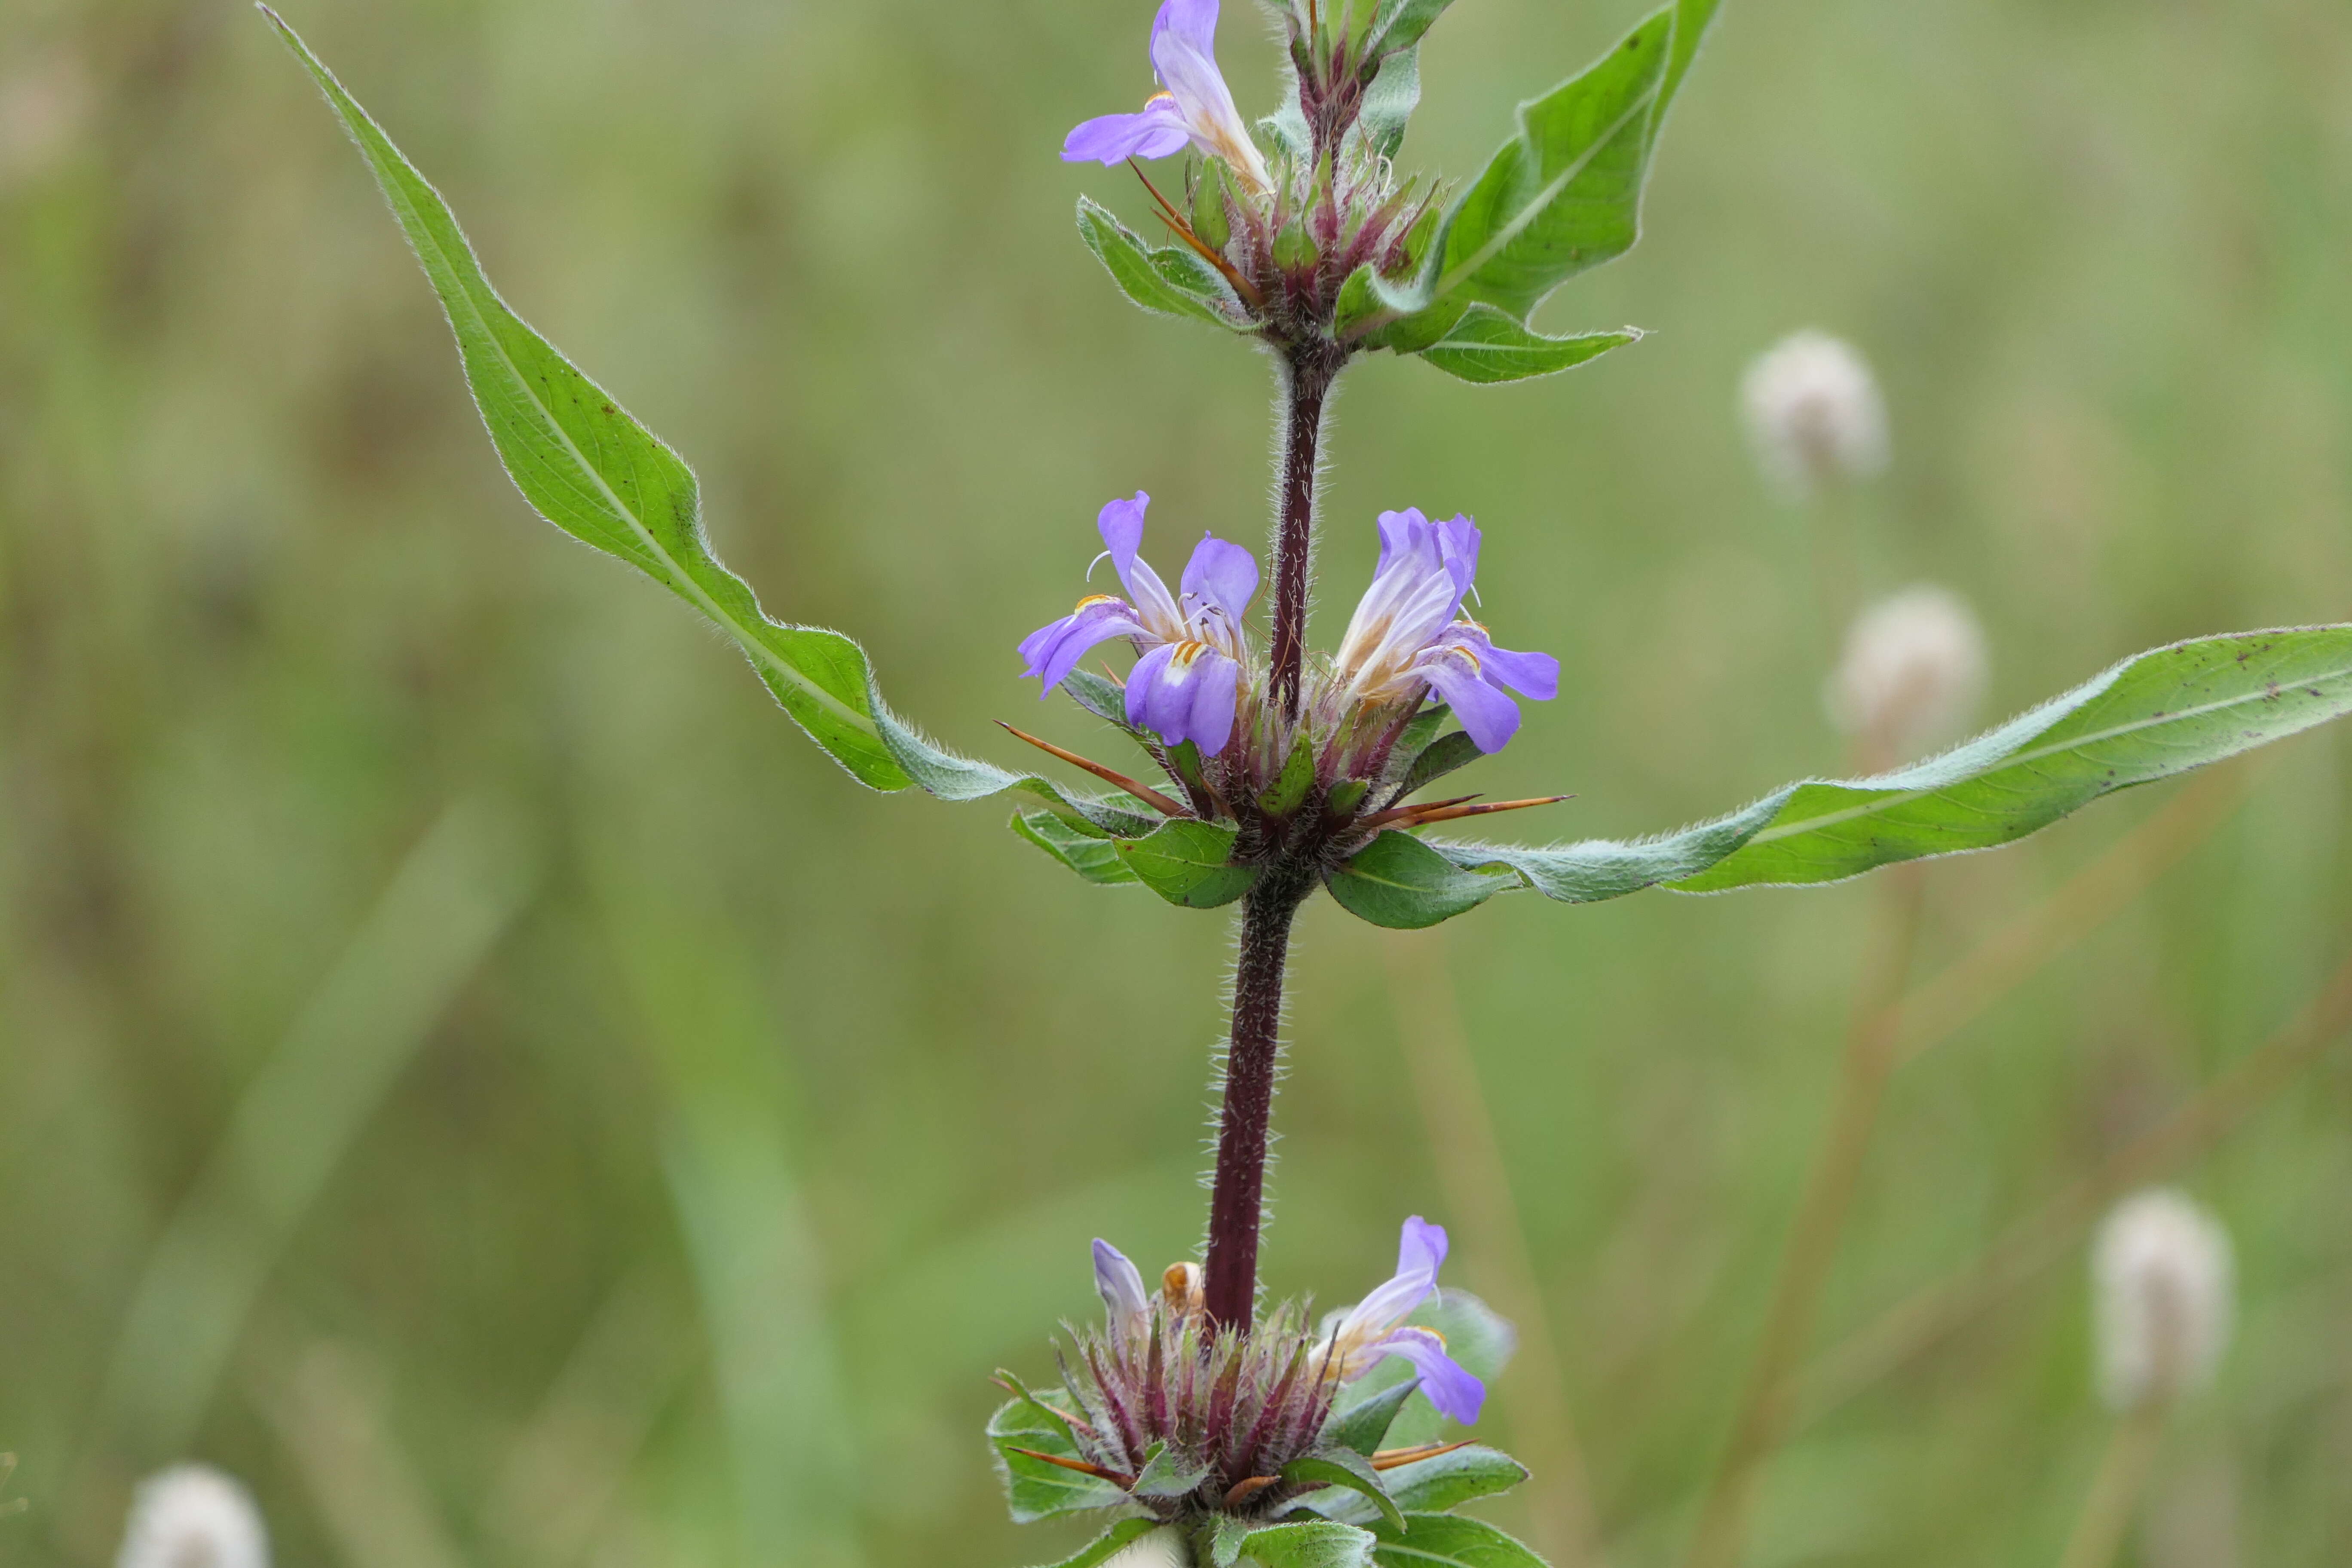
left=1063, top=0, right=1439, bottom=343
left=998, top=1219, right=1485, bottom=1528
left=1018, top=496, right=1557, bottom=843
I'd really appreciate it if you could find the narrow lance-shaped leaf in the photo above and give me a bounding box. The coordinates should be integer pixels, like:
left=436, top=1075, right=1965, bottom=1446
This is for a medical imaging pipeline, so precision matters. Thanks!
left=264, top=8, right=1169, bottom=837
left=1411, top=628, right=2352, bottom=917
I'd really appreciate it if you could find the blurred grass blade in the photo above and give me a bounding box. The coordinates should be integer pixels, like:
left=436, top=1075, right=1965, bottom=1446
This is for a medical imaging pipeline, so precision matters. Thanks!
left=263, top=7, right=1158, bottom=832
left=93, top=800, right=531, bottom=1458
left=590, top=848, right=861, bottom=1568
left=1430, top=628, right=2352, bottom=906
left=257, top=1341, right=472, bottom=1568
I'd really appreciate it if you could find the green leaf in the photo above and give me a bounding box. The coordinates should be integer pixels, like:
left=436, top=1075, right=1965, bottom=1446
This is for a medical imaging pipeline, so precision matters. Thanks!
left=1368, top=1513, right=1547, bottom=1568
left=1036, top=1521, right=1170, bottom=1568
left=1415, top=308, right=1639, bottom=385
left=1283, top=1450, right=1405, bottom=1532
left=1430, top=628, right=2352, bottom=905
left=265, top=10, right=1179, bottom=837
left=1320, top=1379, right=1419, bottom=1457
left=1132, top=1441, right=1212, bottom=1501
left=1207, top=1513, right=1256, bottom=1568
left=1390, top=730, right=1483, bottom=802
left=1013, top=810, right=1141, bottom=887
left=1078, top=197, right=1249, bottom=330
left=1395, top=704, right=1452, bottom=760
left=1326, top=832, right=1515, bottom=929
left=987, top=1382, right=1128, bottom=1522
left=1240, top=1519, right=1378, bottom=1568
left=1354, top=0, right=1723, bottom=342
left=1261, top=732, right=1319, bottom=816
left=1114, top=820, right=1259, bottom=908
left=1378, top=1447, right=1528, bottom=1515
left=1362, top=0, right=1459, bottom=58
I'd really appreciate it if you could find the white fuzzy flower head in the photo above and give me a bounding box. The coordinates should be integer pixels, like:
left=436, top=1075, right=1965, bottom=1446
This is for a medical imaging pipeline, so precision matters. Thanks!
left=1827, top=585, right=1989, bottom=762
left=116, top=1465, right=270, bottom=1568
left=2094, top=1189, right=2234, bottom=1414
left=1742, top=330, right=1890, bottom=497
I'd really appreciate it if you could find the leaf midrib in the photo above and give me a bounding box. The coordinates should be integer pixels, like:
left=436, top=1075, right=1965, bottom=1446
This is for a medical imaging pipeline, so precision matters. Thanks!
left=1743, top=659, right=2352, bottom=848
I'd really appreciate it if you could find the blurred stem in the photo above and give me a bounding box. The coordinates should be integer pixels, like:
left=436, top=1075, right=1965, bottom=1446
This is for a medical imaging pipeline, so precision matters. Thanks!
left=1805, top=937, right=2352, bottom=1417
left=1270, top=341, right=1348, bottom=723
left=2055, top=1404, right=2168, bottom=1568
left=1384, top=931, right=1601, bottom=1568
left=1682, top=863, right=1928, bottom=1568
left=1204, top=870, right=1315, bottom=1331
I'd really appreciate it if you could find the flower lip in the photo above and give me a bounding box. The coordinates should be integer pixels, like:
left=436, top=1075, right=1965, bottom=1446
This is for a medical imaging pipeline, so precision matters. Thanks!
left=1319, top=1216, right=1487, bottom=1426
left=1060, top=0, right=1273, bottom=192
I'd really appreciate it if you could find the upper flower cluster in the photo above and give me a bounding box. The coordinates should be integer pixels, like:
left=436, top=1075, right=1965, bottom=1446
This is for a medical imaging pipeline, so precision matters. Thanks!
left=1062, top=0, right=1436, bottom=344
left=1017, top=494, right=1557, bottom=844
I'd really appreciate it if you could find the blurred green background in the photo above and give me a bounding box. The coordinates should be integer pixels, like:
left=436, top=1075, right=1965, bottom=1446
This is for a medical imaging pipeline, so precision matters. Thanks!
left=4, top=0, right=2350, bottom=1563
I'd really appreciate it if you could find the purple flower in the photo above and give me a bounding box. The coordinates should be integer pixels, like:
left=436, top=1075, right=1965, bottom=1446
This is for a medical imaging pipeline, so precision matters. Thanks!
left=1332, top=509, right=1559, bottom=754
left=1018, top=493, right=1260, bottom=755
left=1094, top=1239, right=1152, bottom=1342
left=1321, top=1216, right=1487, bottom=1424
left=1062, top=0, right=1273, bottom=193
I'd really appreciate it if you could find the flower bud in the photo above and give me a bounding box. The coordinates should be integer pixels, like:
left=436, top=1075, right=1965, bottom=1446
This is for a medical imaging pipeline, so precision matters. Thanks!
left=1741, top=330, right=1890, bottom=498
left=116, top=1465, right=270, bottom=1568
left=2093, top=1189, right=2234, bottom=1414
left=1826, top=585, right=1988, bottom=762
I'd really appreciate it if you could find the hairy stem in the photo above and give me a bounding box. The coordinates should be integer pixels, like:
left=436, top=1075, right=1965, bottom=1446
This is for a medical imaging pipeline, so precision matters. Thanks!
left=1683, top=863, right=1927, bottom=1568
left=1202, top=872, right=1315, bottom=1332
left=1269, top=341, right=1347, bottom=722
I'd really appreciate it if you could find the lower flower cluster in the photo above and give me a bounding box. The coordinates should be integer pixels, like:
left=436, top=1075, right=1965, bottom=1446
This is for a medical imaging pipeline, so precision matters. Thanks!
left=989, top=1223, right=1550, bottom=1568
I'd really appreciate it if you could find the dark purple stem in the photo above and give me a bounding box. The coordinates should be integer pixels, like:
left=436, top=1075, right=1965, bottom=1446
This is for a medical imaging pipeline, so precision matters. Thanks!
left=1268, top=341, right=1346, bottom=723
left=1201, top=870, right=1314, bottom=1332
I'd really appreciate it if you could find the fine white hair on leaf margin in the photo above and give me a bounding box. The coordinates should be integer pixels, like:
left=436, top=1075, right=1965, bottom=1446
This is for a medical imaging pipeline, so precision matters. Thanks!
left=117, top=1465, right=271, bottom=1568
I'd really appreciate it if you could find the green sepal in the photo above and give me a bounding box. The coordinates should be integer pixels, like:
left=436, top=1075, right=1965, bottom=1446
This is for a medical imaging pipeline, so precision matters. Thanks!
left=1132, top=1441, right=1212, bottom=1501
left=1261, top=96, right=1313, bottom=162
left=1369, top=1513, right=1548, bottom=1568
left=1282, top=1450, right=1405, bottom=1532
left=1415, top=308, right=1640, bottom=384
left=1354, top=45, right=1421, bottom=162
left=1035, top=1520, right=1169, bottom=1568
left=1319, top=1379, right=1418, bottom=1458
left=1326, top=831, right=1515, bottom=929
left=1206, top=1513, right=1256, bottom=1568
left=1078, top=196, right=1251, bottom=331
left=1391, top=730, right=1483, bottom=802
left=1394, top=703, right=1452, bottom=760
left=1193, top=159, right=1233, bottom=252
left=1114, top=820, right=1259, bottom=908
left=1274, top=214, right=1317, bottom=271
left=1361, top=0, right=1460, bottom=59
left=1261, top=732, right=1319, bottom=816
left=1326, top=778, right=1371, bottom=818
left=1238, top=1520, right=1378, bottom=1568
left=1012, top=810, right=1141, bottom=887
left=1166, top=740, right=1216, bottom=808
left=987, top=1378, right=1127, bottom=1522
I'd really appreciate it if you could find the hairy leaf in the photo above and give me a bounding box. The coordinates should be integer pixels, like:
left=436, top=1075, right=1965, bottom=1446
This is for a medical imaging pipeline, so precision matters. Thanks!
left=1378, top=1446, right=1529, bottom=1515
left=1320, top=1378, right=1420, bottom=1458
left=1012, top=811, right=1141, bottom=887
left=1034, top=1521, right=1168, bottom=1568
left=1240, top=1519, right=1379, bottom=1568
left=1416, top=309, right=1639, bottom=385
left=1132, top=1441, right=1212, bottom=1500
left=1326, top=832, right=1515, bottom=929
left=1114, top=820, right=1259, bottom=908
left=266, top=10, right=1174, bottom=836
left=987, top=1383, right=1127, bottom=1522
left=1285, top=1449, right=1406, bottom=1532
left=1431, top=628, right=2352, bottom=909
left=1390, top=730, right=1484, bottom=803
left=1078, top=197, right=1250, bottom=331
left=1368, top=1513, right=1546, bottom=1568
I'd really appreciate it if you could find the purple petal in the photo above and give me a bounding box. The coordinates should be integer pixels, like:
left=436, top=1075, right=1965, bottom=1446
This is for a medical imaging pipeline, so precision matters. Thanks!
left=1420, top=648, right=1523, bottom=753
left=1019, top=597, right=1147, bottom=693
left=1373, top=509, right=1429, bottom=578
left=1371, top=1327, right=1487, bottom=1425
left=1444, top=624, right=1559, bottom=700
left=1397, top=1216, right=1449, bottom=1279
left=1179, top=533, right=1260, bottom=621
left=1093, top=1240, right=1151, bottom=1331
left=1125, top=643, right=1239, bottom=753
left=1095, top=493, right=1151, bottom=577
left=1151, top=0, right=1221, bottom=58
left=1063, top=101, right=1192, bottom=165
left=1433, top=514, right=1482, bottom=611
